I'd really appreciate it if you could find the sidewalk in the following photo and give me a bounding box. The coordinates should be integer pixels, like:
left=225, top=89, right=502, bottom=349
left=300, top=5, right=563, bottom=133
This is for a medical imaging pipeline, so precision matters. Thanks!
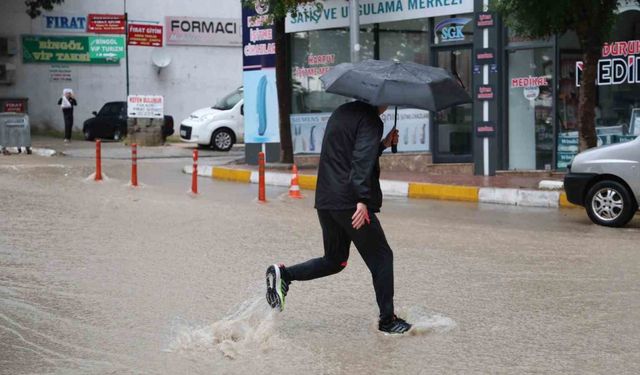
left=183, top=162, right=576, bottom=209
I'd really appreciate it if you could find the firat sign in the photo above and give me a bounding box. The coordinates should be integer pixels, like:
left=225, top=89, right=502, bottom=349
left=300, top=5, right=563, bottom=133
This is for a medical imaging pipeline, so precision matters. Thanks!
left=576, top=40, right=640, bottom=86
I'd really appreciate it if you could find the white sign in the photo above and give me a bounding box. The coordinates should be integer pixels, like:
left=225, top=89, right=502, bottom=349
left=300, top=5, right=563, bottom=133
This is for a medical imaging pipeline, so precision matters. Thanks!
left=290, top=108, right=430, bottom=154
left=127, top=95, right=164, bottom=118
left=39, top=13, right=88, bottom=33
left=286, top=0, right=473, bottom=33
left=523, top=86, right=539, bottom=101
left=49, top=65, right=72, bottom=81
left=165, top=17, right=241, bottom=46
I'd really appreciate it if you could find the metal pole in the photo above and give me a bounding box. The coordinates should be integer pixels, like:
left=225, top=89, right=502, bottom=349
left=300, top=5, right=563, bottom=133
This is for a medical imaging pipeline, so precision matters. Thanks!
left=349, top=0, right=360, bottom=62
left=124, top=0, right=130, bottom=97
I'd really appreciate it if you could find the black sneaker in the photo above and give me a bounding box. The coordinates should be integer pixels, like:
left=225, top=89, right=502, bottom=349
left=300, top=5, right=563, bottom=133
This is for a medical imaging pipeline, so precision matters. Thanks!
left=265, top=264, right=290, bottom=311
left=378, top=315, right=412, bottom=334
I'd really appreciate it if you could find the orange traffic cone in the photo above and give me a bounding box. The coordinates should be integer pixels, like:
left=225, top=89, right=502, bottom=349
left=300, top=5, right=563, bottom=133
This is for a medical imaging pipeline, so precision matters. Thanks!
left=289, top=164, right=303, bottom=199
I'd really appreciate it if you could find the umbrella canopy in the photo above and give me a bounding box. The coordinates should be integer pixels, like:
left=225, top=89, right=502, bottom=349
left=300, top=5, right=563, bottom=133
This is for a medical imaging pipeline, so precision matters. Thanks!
left=320, top=59, right=471, bottom=112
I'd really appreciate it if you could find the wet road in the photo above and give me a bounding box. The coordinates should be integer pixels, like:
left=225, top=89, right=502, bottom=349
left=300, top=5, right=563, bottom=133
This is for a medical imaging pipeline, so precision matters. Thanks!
left=1, top=149, right=639, bottom=374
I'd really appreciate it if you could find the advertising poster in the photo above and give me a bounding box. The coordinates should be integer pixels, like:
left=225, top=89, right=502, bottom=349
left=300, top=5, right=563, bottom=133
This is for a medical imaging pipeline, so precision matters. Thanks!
left=290, top=108, right=430, bottom=154
left=22, top=35, right=124, bottom=64
left=242, top=2, right=279, bottom=144
left=128, top=24, right=163, bottom=47
left=165, top=17, right=241, bottom=46
left=88, top=14, right=126, bottom=34
left=127, top=95, right=164, bottom=118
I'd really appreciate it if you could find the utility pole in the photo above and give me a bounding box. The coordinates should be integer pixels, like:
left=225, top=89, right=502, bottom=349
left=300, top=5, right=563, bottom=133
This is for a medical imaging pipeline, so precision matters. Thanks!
left=349, top=0, right=360, bottom=62
left=124, top=0, right=130, bottom=97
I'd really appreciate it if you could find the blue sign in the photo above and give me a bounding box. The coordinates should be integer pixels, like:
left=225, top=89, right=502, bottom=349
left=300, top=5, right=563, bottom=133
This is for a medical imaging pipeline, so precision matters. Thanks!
left=435, top=17, right=471, bottom=42
left=42, top=14, right=87, bottom=32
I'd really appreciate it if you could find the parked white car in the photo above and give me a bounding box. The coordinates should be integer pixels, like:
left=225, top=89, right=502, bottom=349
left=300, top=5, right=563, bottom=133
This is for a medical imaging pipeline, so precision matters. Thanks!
left=179, top=87, right=244, bottom=151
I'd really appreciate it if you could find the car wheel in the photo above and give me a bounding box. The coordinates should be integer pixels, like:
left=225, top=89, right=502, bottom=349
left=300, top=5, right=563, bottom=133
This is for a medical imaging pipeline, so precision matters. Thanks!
left=585, top=180, right=637, bottom=227
left=113, top=129, right=123, bottom=142
left=84, top=129, right=94, bottom=141
left=211, top=129, right=234, bottom=151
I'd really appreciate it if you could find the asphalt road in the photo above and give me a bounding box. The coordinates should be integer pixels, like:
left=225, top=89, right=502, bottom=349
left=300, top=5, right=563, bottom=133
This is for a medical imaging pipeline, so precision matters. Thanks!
left=1, top=147, right=639, bottom=374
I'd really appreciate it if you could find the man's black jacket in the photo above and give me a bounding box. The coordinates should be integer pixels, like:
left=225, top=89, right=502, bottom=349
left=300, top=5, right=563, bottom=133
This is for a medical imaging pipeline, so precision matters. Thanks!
left=314, top=101, right=386, bottom=213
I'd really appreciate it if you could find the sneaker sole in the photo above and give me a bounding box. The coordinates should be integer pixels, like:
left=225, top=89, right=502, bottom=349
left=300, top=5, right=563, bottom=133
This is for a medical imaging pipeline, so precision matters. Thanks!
left=265, top=264, right=283, bottom=311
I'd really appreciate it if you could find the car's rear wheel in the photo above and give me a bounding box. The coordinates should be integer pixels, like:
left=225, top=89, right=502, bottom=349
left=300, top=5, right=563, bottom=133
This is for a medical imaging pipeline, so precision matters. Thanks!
left=211, top=129, right=234, bottom=151
left=585, top=180, right=637, bottom=227
left=84, top=129, right=94, bottom=141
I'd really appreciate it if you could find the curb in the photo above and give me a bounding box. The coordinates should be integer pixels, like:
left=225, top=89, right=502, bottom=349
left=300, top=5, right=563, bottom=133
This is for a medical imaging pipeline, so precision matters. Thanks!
left=183, top=165, right=578, bottom=209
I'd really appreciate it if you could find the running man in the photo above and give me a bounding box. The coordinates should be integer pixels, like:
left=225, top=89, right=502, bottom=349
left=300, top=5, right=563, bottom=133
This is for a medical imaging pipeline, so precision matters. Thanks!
left=266, top=101, right=412, bottom=334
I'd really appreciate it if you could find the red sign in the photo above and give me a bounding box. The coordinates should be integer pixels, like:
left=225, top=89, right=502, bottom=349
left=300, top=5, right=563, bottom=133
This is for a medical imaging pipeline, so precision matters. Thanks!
left=476, top=85, right=495, bottom=100
left=3, top=101, right=25, bottom=113
left=88, top=14, right=125, bottom=34
left=511, top=76, right=549, bottom=88
left=128, top=23, right=163, bottom=47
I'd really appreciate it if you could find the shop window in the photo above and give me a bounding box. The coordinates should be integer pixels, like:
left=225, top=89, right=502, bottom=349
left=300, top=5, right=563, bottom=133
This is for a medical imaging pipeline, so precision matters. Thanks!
left=556, top=10, right=640, bottom=169
left=379, top=19, right=430, bottom=63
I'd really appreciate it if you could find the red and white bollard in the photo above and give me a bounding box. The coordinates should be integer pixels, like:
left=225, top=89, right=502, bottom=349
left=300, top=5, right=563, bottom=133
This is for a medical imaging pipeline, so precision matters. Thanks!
left=258, top=151, right=266, bottom=202
left=191, top=149, right=198, bottom=194
left=95, top=139, right=103, bottom=181
left=131, top=143, right=138, bottom=187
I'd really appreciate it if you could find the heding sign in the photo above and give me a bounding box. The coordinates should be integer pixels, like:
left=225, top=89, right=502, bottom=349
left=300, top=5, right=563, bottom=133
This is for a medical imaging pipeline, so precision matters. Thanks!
left=128, top=24, right=163, bottom=47
left=576, top=40, right=640, bottom=86
left=127, top=95, right=164, bottom=118
left=42, top=13, right=87, bottom=32
left=286, top=0, right=473, bottom=33
left=88, top=14, right=125, bottom=34
left=166, top=17, right=241, bottom=46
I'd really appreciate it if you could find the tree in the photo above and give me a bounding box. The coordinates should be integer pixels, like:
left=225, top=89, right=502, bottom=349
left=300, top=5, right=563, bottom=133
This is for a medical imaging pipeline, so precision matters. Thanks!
left=25, top=0, right=65, bottom=18
left=494, top=0, right=638, bottom=151
left=242, top=1, right=322, bottom=163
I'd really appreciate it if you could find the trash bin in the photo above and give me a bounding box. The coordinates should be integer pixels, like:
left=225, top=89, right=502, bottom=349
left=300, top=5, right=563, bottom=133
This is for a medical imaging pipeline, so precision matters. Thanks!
left=0, top=112, right=32, bottom=155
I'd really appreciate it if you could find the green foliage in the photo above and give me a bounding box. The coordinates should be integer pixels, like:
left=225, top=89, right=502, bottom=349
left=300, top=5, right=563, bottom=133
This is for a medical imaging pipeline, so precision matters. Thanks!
left=25, top=0, right=65, bottom=18
left=241, top=0, right=323, bottom=20
left=493, top=0, right=630, bottom=47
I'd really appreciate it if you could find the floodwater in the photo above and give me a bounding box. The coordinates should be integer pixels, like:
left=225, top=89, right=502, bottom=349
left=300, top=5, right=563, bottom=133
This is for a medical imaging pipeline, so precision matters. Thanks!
left=1, top=154, right=640, bottom=374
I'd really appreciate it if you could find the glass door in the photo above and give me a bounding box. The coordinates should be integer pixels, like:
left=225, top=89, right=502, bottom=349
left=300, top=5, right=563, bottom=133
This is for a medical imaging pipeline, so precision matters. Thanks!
left=506, top=47, right=554, bottom=170
left=433, top=47, right=473, bottom=163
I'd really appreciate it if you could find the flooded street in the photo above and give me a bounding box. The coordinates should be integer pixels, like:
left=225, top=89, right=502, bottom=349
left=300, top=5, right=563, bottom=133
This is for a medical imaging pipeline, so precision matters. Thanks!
left=1, top=151, right=640, bottom=374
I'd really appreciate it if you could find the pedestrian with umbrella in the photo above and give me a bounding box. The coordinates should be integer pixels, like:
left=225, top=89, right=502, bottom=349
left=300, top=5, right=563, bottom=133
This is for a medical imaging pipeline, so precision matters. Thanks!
left=265, top=60, right=471, bottom=334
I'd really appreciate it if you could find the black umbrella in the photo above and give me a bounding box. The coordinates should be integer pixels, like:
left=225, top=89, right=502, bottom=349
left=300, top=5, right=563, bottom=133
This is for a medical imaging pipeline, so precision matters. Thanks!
left=320, top=59, right=472, bottom=152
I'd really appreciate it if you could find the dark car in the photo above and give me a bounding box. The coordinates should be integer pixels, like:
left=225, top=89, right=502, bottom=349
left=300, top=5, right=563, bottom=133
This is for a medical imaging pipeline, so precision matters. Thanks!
left=82, top=101, right=174, bottom=141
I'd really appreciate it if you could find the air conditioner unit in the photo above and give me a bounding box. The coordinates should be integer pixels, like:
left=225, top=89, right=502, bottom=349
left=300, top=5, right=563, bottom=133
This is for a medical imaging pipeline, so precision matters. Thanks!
left=0, top=36, right=17, bottom=56
left=0, top=63, right=16, bottom=85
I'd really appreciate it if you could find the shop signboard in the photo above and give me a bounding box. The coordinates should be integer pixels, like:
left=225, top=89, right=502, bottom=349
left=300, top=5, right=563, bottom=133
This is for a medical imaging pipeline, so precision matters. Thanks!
left=128, top=23, right=163, bottom=47
left=88, top=14, right=126, bottom=34
left=435, top=17, right=471, bottom=43
left=49, top=65, right=73, bottom=81
left=475, top=48, right=495, bottom=64
left=39, top=13, right=87, bottom=33
left=165, top=17, right=241, bottom=46
left=127, top=95, right=164, bottom=118
left=243, top=2, right=280, bottom=144
left=22, top=35, right=124, bottom=64
left=285, top=0, right=473, bottom=33
left=475, top=12, right=495, bottom=28
left=475, top=121, right=496, bottom=137
left=3, top=101, right=25, bottom=113
left=290, top=108, right=430, bottom=154
left=476, top=85, right=495, bottom=100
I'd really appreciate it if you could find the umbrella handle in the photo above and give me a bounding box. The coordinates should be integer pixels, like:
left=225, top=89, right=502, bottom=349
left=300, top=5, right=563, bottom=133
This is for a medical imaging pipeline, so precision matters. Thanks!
left=392, top=106, right=398, bottom=154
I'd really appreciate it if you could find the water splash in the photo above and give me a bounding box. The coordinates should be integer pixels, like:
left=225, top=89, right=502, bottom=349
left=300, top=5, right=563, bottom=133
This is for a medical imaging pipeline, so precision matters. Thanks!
left=397, top=306, right=457, bottom=335
left=166, top=293, right=279, bottom=359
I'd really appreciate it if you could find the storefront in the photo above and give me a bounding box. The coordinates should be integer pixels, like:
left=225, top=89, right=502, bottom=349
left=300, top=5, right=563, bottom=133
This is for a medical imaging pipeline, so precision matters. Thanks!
left=254, top=0, right=640, bottom=172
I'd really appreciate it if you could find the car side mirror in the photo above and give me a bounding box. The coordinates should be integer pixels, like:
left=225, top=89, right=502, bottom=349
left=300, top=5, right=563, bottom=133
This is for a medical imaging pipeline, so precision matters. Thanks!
left=240, top=105, right=244, bottom=116
left=92, top=111, right=98, bottom=116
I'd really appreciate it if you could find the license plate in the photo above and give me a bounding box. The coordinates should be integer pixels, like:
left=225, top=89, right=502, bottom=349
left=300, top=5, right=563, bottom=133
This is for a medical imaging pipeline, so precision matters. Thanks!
left=180, top=130, right=187, bottom=136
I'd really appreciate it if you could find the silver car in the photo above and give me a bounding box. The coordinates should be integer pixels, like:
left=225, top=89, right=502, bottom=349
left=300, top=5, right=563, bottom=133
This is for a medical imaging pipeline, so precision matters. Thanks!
left=564, top=137, right=640, bottom=227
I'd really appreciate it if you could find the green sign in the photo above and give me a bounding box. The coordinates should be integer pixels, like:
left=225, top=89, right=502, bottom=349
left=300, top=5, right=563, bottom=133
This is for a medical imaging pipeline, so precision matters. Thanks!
left=22, top=35, right=125, bottom=64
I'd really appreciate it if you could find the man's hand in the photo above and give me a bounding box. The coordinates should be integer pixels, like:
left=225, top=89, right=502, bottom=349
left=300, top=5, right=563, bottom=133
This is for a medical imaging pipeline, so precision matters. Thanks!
left=382, top=128, right=399, bottom=148
left=352, top=202, right=370, bottom=230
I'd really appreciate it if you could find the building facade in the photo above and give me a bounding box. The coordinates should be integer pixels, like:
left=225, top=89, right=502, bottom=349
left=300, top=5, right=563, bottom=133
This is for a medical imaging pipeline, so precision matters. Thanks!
left=280, top=0, right=640, bottom=172
left=0, top=0, right=242, bottom=133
